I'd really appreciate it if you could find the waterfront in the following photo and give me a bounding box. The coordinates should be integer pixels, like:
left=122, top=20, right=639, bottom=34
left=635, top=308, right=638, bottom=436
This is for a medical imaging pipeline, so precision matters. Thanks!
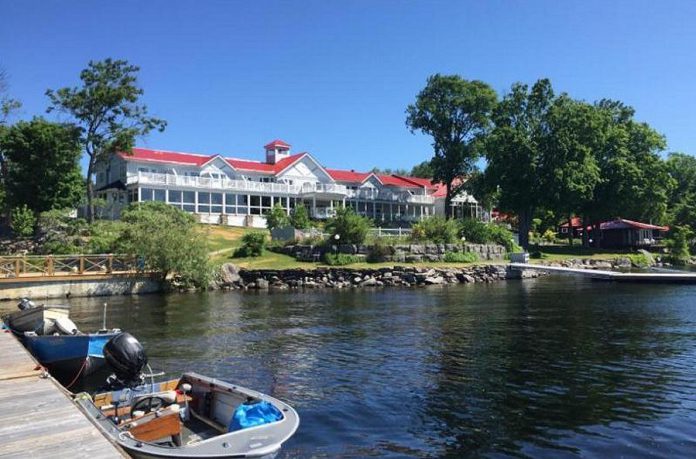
left=5, top=276, right=696, bottom=458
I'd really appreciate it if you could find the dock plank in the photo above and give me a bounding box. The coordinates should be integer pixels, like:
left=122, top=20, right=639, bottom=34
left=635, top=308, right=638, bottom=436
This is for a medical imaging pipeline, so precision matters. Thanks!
left=510, top=263, right=696, bottom=283
left=0, top=326, right=124, bottom=458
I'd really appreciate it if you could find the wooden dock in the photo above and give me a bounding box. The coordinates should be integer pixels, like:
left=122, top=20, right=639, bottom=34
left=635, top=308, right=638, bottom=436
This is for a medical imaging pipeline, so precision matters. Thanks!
left=0, top=326, right=125, bottom=458
left=510, top=263, right=696, bottom=283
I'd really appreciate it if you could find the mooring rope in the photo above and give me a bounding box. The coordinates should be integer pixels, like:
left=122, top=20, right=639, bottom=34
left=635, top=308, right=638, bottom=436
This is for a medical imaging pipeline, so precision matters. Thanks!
left=64, top=357, right=88, bottom=390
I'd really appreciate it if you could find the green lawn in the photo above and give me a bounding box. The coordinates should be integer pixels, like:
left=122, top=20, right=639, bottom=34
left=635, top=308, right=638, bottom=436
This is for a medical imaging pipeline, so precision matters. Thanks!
left=203, top=225, right=634, bottom=270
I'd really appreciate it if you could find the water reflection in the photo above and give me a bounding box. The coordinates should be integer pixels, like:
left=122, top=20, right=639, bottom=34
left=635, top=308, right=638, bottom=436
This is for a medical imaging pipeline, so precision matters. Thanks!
left=5, top=276, right=696, bottom=458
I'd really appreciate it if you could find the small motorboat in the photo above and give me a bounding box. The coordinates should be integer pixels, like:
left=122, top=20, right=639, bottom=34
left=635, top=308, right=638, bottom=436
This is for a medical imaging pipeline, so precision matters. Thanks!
left=3, top=298, right=70, bottom=335
left=75, top=332, right=300, bottom=458
left=2, top=299, right=121, bottom=391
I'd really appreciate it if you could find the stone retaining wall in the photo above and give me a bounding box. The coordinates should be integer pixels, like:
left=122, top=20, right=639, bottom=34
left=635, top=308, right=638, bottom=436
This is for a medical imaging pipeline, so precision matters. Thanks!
left=215, top=263, right=541, bottom=291
left=277, top=243, right=506, bottom=263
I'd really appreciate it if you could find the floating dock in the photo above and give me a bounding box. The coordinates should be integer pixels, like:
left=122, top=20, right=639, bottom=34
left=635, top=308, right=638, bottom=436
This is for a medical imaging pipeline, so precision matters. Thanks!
left=509, top=263, right=696, bottom=283
left=0, top=326, right=125, bottom=458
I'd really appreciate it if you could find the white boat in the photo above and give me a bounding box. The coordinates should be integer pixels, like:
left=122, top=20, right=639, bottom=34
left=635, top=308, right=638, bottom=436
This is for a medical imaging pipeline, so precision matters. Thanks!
left=76, top=372, right=300, bottom=458
left=3, top=299, right=70, bottom=335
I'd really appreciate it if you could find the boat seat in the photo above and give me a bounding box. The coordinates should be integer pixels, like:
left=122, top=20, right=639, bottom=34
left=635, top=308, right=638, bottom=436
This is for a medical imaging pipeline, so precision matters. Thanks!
left=120, top=405, right=183, bottom=445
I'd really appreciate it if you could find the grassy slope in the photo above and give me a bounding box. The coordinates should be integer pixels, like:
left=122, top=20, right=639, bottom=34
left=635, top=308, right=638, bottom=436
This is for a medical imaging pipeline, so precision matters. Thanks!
left=203, top=225, right=631, bottom=270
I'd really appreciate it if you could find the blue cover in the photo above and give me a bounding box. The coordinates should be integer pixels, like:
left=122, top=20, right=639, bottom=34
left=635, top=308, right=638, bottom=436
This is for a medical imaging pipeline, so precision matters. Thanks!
left=229, top=400, right=284, bottom=432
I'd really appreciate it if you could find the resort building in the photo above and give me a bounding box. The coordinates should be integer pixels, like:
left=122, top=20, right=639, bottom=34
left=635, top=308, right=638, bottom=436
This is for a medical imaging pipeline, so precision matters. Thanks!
left=94, top=140, right=483, bottom=227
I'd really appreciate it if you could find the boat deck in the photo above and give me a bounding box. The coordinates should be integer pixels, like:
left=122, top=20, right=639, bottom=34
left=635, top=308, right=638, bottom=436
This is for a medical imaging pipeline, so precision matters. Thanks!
left=0, top=325, right=125, bottom=458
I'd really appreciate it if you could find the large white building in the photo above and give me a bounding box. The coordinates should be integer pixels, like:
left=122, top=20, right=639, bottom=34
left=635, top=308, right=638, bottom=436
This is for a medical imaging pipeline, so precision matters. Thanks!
left=94, top=140, right=483, bottom=227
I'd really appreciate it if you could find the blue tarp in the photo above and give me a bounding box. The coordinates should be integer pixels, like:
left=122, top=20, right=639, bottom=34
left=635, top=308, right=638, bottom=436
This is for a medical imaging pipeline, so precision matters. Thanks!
left=229, top=400, right=283, bottom=432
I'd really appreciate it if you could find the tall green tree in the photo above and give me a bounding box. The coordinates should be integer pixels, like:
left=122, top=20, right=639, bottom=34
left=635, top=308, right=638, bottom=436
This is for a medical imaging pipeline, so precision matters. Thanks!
left=46, top=59, right=166, bottom=223
left=582, top=101, right=672, bottom=245
left=666, top=152, right=696, bottom=230
left=0, top=118, right=84, bottom=213
left=479, top=79, right=556, bottom=249
left=410, top=159, right=434, bottom=178
left=0, top=67, right=22, bottom=215
left=406, top=74, right=497, bottom=218
left=539, top=95, right=602, bottom=245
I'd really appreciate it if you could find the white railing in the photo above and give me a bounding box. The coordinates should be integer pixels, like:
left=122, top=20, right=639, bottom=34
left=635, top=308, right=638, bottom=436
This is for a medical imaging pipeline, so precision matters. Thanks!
left=300, top=182, right=348, bottom=195
left=127, top=172, right=435, bottom=203
left=128, top=172, right=302, bottom=194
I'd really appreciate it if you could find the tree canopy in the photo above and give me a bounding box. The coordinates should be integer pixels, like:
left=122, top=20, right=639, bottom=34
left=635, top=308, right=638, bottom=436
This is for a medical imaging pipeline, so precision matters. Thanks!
left=46, top=58, right=166, bottom=222
left=0, top=118, right=84, bottom=213
left=406, top=74, right=497, bottom=218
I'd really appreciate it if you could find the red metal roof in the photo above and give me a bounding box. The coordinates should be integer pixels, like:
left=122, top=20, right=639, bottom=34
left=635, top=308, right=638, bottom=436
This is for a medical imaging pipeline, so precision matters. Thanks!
left=264, top=139, right=291, bottom=150
left=326, top=168, right=372, bottom=182
left=600, top=218, right=669, bottom=231
left=376, top=174, right=423, bottom=188
left=226, top=153, right=306, bottom=174
left=119, top=148, right=214, bottom=166
left=559, top=217, right=583, bottom=228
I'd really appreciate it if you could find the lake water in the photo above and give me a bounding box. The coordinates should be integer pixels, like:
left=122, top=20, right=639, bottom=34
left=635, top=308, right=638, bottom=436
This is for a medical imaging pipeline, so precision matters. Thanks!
left=5, top=276, right=696, bottom=458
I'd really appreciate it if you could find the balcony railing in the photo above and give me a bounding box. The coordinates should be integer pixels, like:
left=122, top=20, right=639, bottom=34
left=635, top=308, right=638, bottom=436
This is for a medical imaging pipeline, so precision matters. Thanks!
left=128, top=172, right=302, bottom=194
left=126, top=172, right=435, bottom=203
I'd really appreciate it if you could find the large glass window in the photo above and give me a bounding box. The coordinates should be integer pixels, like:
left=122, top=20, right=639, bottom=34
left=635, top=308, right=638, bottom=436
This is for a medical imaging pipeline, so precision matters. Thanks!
left=211, top=193, right=223, bottom=213
left=141, top=188, right=154, bottom=201
left=169, top=190, right=182, bottom=203
left=198, top=192, right=210, bottom=213
left=154, top=189, right=166, bottom=202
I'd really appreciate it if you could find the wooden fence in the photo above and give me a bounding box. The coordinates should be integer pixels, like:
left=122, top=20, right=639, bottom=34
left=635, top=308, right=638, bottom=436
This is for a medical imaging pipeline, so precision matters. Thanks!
left=0, top=254, right=139, bottom=281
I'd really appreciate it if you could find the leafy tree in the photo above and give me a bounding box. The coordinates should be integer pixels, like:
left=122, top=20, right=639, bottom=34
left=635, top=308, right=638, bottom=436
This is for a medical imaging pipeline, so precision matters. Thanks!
left=116, top=201, right=210, bottom=287
left=46, top=59, right=166, bottom=223
left=665, top=225, right=693, bottom=265
left=666, top=153, right=696, bottom=230
left=10, top=205, right=35, bottom=238
left=370, top=167, right=409, bottom=176
left=265, top=203, right=289, bottom=230
left=479, top=79, right=556, bottom=249
left=406, top=74, right=497, bottom=218
left=539, top=95, right=602, bottom=245
left=585, top=101, right=673, bottom=245
left=325, top=207, right=371, bottom=244
left=290, top=203, right=311, bottom=229
left=410, top=160, right=434, bottom=178
left=0, top=67, right=22, bottom=215
left=1, top=118, right=84, bottom=212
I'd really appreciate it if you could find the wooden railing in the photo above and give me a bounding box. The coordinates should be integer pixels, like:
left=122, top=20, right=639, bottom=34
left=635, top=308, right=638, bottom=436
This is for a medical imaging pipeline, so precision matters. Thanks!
left=0, top=254, right=139, bottom=280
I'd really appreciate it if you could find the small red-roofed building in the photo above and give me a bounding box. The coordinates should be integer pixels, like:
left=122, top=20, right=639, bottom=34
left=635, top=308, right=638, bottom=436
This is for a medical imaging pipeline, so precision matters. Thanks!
left=94, top=140, right=485, bottom=226
left=598, top=218, right=668, bottom=248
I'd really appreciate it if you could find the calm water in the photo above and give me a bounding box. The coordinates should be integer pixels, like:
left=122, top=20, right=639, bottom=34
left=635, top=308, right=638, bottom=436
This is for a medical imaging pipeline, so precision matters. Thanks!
left=5, top=277, right=696, bottom=458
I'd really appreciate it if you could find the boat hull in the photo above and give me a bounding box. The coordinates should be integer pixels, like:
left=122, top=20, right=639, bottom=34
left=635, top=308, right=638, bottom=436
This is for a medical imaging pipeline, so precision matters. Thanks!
left=24, top=332, right=118, bottom=392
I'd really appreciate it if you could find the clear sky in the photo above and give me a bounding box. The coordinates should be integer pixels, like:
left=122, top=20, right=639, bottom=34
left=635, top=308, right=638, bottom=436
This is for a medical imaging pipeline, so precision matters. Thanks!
left=1, top=0, right=695, bottom=173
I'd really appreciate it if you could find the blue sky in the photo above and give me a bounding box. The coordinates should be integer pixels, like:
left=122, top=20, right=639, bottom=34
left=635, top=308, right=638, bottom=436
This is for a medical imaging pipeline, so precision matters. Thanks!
left=1, top=0, right=695, bottom=173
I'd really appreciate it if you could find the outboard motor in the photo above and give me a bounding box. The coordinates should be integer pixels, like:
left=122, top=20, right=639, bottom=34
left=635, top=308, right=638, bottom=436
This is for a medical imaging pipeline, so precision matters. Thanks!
left=17, top=298, right=36, bottom=311
left=103, top=332, right=148, bottom=389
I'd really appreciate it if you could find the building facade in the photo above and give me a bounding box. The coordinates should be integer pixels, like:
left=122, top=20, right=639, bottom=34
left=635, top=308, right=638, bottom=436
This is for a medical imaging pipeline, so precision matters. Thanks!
left=94, top=140, right=483, bottom=227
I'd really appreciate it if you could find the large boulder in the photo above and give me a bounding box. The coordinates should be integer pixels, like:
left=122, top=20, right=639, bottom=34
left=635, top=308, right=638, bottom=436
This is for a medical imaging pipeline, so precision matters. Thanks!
left=220, top=263, right=242, bottom=284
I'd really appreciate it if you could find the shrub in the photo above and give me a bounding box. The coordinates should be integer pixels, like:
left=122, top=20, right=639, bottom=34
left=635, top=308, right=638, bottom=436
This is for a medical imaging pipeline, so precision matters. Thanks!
left=665, top=226, right=692, bottom=266
left=323, top=253, right=361, bottom=266
left=443, top=251, right=478, bottom=263
left=411, top=216, right=459, bottom=244
left=117, top=202, right=211, bottom=287
left=628, top=253, right=652, bottom=268
left=325, top=207, right=371, bottom=244
left=265, top=203, right=289, bottom=230
left=542, top=229, right=557, bottom=244
left=234, top=232, right=267, bottom=258
left=290, top=203, right=311, bottom=229
left=86, top=220, right=126, bottom=253
left=367, top=240, right=392, bottom=263
left=10, top=205, right=36, bottom=238
left=459, top=218, right=519, bottom=252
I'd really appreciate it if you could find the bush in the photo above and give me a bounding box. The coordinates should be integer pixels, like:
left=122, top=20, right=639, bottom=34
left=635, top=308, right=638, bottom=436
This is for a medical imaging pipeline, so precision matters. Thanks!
left=10, top=205, right=36, bottom=238
left=86, top=220, right=126, bottom=253
left=234, top=232, right=267, bottom=258
left=443, top=251, right=478, bottom=263
left=542, top=229, right=557, bottom=244
left=411, top=216, right=459, bottom=244
left=665, top=226, right=692, bottom=266
left=117, top=202, right=211, bottom=287
left=367, top=240, right=392, bottom=263
left=325, top=207, right=371, bottom=244
left=265, top=203, right=289, bottom=230
left=323, top=253, right=361, bottom=266
left=459, top=218, right=519, bottom=252
left=290, top=203, right=311, bottom=229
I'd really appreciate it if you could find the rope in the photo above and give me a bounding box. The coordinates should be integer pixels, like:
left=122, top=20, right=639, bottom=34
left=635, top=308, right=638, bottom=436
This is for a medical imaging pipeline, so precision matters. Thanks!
left=64, top=357, right=89, bottom=390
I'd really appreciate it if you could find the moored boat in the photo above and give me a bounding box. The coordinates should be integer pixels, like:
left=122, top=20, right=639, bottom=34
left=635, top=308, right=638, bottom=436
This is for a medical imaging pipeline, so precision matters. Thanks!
left=75, top=332, right=299, bottom=458
left=3, top=298, right=70, bottom=335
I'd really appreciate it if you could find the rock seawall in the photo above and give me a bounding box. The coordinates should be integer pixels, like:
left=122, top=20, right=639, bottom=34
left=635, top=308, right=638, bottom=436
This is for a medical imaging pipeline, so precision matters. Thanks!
left=215, top=263, right=541, bottom=291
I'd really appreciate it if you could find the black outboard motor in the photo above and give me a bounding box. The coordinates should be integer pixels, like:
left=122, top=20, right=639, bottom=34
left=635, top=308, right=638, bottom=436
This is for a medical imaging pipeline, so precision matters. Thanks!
left=17, top=298, right=36, bottom=311
left=103, top=332, right=148, bottom=390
